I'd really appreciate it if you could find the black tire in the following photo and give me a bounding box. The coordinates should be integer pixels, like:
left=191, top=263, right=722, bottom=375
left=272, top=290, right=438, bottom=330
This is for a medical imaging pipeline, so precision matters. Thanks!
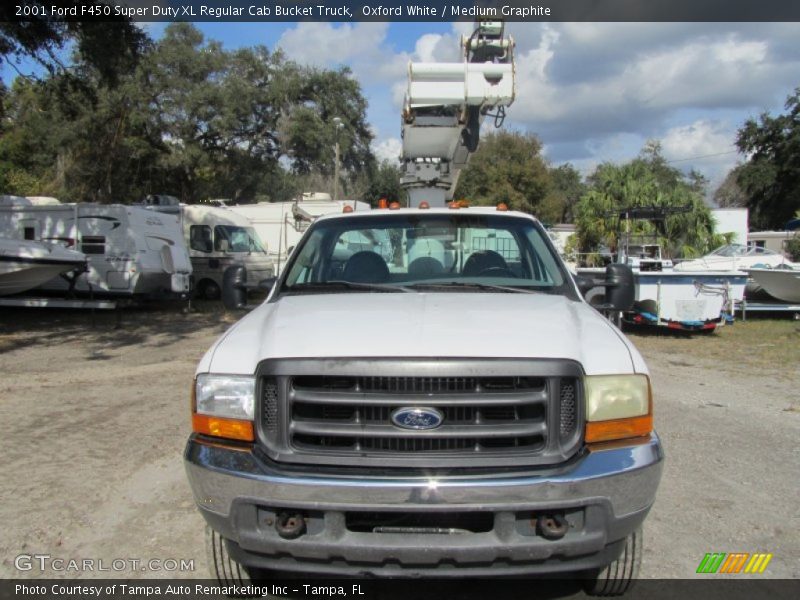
left=205, top=525, right=253, bottom=585
left=197, top=279, right=221, bottom=300
left=583, top=527, right=642, bottom=597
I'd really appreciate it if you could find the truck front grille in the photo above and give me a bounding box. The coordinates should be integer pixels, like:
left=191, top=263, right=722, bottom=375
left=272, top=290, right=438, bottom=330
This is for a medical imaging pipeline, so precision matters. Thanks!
left=257, top=359, right=584, bottom=469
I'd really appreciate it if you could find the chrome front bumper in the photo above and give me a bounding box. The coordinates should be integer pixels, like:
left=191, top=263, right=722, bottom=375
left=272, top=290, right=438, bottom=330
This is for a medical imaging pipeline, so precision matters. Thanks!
left=184, top=433, right=663, bottom=575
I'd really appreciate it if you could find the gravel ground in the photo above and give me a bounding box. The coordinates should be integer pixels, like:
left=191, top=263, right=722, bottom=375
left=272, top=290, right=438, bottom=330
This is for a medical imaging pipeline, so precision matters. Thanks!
left=0, top=307, right=797, bottom=589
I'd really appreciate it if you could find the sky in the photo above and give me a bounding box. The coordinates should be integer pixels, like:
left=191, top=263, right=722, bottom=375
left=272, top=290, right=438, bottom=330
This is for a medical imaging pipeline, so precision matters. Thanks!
left=6, top=20, right=800, bottom=197
left=182, top=21, right=800, bottom=195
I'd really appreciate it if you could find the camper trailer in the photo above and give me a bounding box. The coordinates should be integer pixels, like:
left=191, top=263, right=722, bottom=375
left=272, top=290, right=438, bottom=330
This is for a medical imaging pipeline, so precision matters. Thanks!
left=142, top=196, right=275, bottom=299
left=0, top=196, right=192, bottom=298
left=227, top=193, right=370, bottom=273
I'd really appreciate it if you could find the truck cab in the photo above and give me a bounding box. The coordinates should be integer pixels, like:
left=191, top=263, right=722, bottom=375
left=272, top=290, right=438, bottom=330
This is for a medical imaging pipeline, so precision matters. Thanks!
left=184, top=206, right=663, bottom=594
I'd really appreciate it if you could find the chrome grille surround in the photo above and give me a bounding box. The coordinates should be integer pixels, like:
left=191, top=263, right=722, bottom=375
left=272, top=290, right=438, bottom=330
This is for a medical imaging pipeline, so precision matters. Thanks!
left=256, top=358, right=584, bottom=469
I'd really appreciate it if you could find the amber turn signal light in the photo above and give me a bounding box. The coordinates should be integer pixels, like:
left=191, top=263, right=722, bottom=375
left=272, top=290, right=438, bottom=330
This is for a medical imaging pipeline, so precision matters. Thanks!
left=585, top=414, right=653, bottom=444
left=192, top=414, right=255, bottom=442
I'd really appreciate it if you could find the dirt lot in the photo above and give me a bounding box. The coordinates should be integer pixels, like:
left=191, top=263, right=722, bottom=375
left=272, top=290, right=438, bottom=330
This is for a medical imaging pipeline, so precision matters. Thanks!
left=0, top=306, right=798, bottom=584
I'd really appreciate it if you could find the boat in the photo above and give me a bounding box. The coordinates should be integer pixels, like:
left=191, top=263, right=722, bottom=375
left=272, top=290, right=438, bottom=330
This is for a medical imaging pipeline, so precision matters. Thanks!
left=580, top=267, right=747, bottom=331
left=674, top=243, right=788, bottom=272
left=625, top=270, right=747, bottom=330
left=0, top=238, right=87, bottom=296
left=746, top=266, right=800, bottom=303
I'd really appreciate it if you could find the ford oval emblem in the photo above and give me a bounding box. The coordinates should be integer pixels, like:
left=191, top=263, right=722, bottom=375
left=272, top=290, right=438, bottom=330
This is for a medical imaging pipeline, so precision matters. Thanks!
left=391, top=407, right=444, bottom=430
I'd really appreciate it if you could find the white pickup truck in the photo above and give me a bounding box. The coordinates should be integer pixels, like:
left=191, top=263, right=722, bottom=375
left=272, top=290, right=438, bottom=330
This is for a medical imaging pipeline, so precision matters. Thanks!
left=184, top=206, right=663, bottom=595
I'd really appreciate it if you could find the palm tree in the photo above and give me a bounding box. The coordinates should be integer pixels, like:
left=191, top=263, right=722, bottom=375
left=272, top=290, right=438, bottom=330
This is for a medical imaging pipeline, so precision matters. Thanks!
left=575, top=146, right=720, bottom=264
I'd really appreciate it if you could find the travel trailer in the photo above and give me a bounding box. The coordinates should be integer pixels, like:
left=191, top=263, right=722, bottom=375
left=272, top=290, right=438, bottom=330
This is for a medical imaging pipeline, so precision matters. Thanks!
left=0, top=196, right=191, bottom=298
left=142, top=195, right=275, bottom=299
left=227, top=193, right=369, bottom=273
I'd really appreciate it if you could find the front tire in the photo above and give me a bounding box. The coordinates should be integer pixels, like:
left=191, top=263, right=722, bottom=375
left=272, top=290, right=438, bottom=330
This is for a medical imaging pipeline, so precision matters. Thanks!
left=205, top=525, right=253, bottom=585
left=583, top=527, right=642, bottom=596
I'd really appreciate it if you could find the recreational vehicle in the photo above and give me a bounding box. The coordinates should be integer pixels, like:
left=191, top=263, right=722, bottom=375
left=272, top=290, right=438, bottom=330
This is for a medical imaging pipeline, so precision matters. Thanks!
left=748, top=230, right=798, bottom=256
left=227, top=193, right=370, bottom=273
left=142, top=196, right=275, bottom=299
left=0, top=196, right=191, bottom=298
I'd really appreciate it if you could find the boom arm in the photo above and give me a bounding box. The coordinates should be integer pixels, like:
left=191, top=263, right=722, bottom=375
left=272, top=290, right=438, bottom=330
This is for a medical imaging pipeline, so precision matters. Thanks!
left=400, top=21, right=516, bottom=207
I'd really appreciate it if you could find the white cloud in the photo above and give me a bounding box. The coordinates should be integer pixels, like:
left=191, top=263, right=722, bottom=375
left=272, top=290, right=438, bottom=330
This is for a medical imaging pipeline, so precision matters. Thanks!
left=661, top=121, right=736, bottom=161
left=503, top=24, right=799, bottom=146
left=278, top=22, right=799, bottom=199
left=372, top=137, right=402, bottom=164
left=276, top=22, right=389, bottom=69
left=660, top=120, right=740, bottom=190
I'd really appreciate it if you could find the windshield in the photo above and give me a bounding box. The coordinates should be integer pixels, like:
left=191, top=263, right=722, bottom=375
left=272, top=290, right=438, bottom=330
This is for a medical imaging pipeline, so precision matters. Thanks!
left=709, top=244, right=778, bottom=258
left=214, top=225, right=266, bottom=253
left=280, top=213, right=571, bottom=296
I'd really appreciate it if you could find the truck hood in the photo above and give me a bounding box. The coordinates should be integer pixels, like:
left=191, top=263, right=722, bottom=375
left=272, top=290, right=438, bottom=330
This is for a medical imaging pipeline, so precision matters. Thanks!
left=200, top=293, right=646, bottom=376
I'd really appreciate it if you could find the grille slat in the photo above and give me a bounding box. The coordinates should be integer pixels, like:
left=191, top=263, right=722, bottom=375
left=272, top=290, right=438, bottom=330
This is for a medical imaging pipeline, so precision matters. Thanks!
left=291, top=421, right=546, bottom=439
left=291, top=389, right=548, bottom=406
left=293, top=375, right=546, bottom=395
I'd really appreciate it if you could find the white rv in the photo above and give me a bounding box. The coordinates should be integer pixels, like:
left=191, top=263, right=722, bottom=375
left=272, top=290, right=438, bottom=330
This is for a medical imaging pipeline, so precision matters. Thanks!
left=142, top=196, right=275, bottom=299
left=227, top=192, right=369, bottom=273
left=748, top=230, right=798, bottom=256
left=0, top=196, right=192, bottom=298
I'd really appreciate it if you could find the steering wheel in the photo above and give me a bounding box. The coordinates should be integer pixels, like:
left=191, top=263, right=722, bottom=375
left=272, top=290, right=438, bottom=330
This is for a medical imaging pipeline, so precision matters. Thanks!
left=477, top=267, right=517, bottom=278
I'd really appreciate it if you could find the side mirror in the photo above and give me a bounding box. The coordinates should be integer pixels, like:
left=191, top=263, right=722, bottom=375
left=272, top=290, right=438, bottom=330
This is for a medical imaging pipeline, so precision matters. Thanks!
left=222, top=265, right=248, bottom=310
left=258, top=277, right=277, bottom=291
left=573, top=274, right=597, bottom=296
left=603, top=263, right=635, bottom=311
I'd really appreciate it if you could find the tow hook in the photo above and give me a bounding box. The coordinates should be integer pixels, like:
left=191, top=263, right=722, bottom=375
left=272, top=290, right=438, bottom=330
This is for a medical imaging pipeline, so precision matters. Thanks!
left=275, top=512, right=306, bottom=539
left=536, top=514, right=569, bottom=540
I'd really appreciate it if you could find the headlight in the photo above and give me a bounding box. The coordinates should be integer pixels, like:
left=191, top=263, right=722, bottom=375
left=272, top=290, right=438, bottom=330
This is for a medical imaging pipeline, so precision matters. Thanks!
left=195, top=374, right=255, bottom=419
left=192, top=374, right=255, bottom=441
left=584, top=374, right=652, bottom=443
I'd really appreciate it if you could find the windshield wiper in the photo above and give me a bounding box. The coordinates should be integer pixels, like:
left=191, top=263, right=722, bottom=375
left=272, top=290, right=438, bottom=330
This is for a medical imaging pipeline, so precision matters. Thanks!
left=287, top=281, right=413, bottom=293
left=405, top=282, right=545, bottom=294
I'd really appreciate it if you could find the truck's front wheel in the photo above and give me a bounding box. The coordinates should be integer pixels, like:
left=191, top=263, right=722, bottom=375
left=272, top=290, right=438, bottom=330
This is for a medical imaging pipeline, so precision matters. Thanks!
left=583, top=527, right=642, bottom=596
left=205, top=525, right=253, bottom=585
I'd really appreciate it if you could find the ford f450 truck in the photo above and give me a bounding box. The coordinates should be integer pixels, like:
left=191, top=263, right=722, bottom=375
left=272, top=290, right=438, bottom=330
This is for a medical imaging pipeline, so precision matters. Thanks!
left=184, top=206, right=664, bottom=595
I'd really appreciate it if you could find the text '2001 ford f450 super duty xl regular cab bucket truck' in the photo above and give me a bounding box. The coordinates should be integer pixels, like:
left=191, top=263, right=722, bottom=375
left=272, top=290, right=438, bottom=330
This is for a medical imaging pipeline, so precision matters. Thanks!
left=184, top=206, right=664, bottom=595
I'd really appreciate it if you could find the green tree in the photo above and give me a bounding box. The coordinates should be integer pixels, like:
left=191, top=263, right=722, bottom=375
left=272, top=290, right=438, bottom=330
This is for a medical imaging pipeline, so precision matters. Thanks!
left=714, top=165, right=748, bottom=208
left=544, top=163, right=585, bottom=223
left=1, top=22, right=378, bottom=204
left=735, top=87, right=800, bottom=229
left=575, top=144, right=719, bottom=263
left=0, top=4, right=149, bottom=86
left=356, top=160, right=407, bottom=206
left=454, top=130, right=555, bottom=218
